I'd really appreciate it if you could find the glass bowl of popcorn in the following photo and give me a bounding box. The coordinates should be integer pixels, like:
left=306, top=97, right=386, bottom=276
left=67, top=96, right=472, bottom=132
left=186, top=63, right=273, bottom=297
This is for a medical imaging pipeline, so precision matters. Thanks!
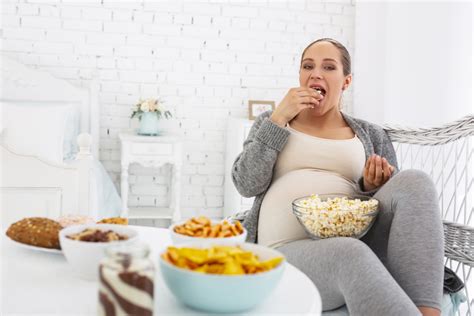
left=292, top=194, right=379, bottom=240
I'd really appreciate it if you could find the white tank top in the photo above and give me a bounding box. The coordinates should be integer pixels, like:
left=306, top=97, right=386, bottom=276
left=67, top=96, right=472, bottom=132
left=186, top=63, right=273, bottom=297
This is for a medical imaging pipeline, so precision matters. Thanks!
left=258, top=125, right=366, bottom=248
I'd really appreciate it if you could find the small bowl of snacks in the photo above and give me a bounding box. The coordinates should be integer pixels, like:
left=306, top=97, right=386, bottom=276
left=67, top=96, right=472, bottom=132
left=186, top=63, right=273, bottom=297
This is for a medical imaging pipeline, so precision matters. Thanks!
left=292, top=194, right=379, bottom=240
left=159, top=243, right=285, bottom=313
left=59, top=224, right=138, bottom=280
left=169, top=216, right=247, bottom=245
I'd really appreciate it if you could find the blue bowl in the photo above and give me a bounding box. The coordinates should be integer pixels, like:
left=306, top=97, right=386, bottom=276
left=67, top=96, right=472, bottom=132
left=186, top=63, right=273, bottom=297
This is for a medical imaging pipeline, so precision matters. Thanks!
left=159, top=242, right=286, bottom=313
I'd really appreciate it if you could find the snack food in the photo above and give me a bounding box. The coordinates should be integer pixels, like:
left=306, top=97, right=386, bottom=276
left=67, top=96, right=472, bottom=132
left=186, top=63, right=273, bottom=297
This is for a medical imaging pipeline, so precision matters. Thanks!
left=58, top=214, right=95, bottom=228
left=67, top=228, right=128, bottom=242
left=161, top=245, right=283, bottom=275
left=97, top=217, right=128, bottom=225
left=6, top=217, right=62, bottom=249
left=293, top=194, right=378, bottom=238
left=173, top=216, right=244, bottom=238
left=99, top=244, right=154, bottom=316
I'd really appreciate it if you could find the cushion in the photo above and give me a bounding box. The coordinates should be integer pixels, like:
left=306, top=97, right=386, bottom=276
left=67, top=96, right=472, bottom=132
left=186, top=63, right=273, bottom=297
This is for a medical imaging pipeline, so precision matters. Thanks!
left=0, top=102, right=73, bottom=164
left=321, top=293, right=465, bottom=316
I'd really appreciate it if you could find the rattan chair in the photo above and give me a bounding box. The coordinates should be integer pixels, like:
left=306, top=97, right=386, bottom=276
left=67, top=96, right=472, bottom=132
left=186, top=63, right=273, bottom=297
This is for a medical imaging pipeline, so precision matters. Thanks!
left=386, top=115, right=474, bottom=315
left=227, top=115, right=474, bottom=315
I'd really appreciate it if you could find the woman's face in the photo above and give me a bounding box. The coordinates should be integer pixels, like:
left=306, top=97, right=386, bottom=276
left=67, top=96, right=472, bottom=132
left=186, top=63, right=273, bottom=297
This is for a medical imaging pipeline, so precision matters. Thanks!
left=299, top=41, right=352, bottom=116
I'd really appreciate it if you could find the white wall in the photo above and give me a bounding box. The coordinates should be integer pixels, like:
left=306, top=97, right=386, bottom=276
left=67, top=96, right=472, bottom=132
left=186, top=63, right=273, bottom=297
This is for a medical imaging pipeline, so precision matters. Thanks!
left=354, top=1, right=472, bottom=127
left=1, top=0, right=356, bottom=219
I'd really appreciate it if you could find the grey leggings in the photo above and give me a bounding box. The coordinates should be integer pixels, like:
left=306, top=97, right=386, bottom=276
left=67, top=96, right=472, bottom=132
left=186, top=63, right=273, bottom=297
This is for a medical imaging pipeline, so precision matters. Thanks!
left=276, top=169, right=444, bottom=315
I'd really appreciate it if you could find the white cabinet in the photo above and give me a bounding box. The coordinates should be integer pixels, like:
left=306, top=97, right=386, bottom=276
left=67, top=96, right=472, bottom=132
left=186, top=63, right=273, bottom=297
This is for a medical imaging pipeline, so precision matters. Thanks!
left=224, top=118, right=255, bottom=218
left=131, top=143, right=173, bottom=156
left=119, top=131, right=182, bottom=223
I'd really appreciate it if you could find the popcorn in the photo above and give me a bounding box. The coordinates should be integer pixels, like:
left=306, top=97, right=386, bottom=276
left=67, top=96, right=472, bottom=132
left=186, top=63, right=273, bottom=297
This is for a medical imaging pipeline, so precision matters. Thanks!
left=293, top=194, right=378, bottom=239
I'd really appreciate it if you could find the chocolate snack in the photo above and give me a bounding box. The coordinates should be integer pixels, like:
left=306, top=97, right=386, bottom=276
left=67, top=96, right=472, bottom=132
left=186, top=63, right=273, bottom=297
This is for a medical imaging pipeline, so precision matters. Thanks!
left=98, top=245, right=155, bottom=316
left=67, top=229, right=128, bottom=242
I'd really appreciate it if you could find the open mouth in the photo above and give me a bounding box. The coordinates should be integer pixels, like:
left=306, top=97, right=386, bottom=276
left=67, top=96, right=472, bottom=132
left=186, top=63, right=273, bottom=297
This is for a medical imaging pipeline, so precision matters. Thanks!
left=310, top=85, right=326, bottom=97
left=314, top=87, right=326, bottom=96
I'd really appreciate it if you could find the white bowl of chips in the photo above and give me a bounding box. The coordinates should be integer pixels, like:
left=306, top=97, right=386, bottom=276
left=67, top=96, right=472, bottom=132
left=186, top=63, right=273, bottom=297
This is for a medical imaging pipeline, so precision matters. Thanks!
left=169, top=216, right=247, bottom=245
left=59, top=224, right=138, bottom=280
left=292, top=194, right=379, bottom=240
left=159, top=243, right=285, bottom=313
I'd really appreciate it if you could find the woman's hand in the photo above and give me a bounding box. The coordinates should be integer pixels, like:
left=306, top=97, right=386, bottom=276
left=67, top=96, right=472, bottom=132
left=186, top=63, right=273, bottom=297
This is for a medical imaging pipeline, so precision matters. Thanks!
left=270, top=87, right=323, bottom=127
left=363, top=154, right=395, bottom=191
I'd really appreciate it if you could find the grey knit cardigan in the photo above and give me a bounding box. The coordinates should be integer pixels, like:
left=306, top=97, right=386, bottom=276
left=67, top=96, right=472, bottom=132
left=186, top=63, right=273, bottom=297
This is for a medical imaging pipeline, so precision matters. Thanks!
left=231, top=110, right=399, bottom=244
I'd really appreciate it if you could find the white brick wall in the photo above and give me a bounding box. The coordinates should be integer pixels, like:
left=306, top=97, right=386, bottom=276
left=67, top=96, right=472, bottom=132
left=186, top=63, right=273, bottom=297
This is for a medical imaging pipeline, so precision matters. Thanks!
left=1, top=0, right=355, bottom=220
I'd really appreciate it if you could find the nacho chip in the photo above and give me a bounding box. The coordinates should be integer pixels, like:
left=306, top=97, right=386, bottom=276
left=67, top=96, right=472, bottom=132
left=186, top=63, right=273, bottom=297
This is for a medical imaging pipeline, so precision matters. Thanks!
left=162, top=245, right=283, bottom=275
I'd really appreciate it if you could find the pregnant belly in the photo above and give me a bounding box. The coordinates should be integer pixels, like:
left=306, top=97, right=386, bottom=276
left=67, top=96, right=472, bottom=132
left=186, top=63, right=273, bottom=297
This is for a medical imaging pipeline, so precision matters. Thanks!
left=258, top=169, right=357, bottom=247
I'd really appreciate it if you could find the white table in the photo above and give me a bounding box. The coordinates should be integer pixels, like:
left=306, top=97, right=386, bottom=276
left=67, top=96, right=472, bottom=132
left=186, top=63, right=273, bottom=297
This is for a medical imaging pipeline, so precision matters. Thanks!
left=119, top=131, right=183, bottom=223
left=2, top=226, right=322, bottom=315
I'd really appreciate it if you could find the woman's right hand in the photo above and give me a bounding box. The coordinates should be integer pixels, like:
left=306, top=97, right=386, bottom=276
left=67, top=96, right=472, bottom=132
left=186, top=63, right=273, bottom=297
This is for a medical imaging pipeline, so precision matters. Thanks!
left=270, top=87, right=323, bottom=127
left=363, top=154, right=395, bottom=191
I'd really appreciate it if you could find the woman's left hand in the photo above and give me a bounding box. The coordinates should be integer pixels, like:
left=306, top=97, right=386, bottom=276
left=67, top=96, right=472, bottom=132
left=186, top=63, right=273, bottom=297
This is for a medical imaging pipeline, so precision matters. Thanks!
left=363, top=154, right=395, bottom=191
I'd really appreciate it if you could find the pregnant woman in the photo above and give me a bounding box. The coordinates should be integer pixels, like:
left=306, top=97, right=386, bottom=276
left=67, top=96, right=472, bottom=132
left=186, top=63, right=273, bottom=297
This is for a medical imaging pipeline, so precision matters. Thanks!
left=232, top=38, right=443, bottom=316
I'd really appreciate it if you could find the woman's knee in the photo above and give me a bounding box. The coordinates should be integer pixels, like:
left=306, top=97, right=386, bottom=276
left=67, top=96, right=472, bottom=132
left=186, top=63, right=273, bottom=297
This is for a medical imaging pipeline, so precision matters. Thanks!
left=278, top=238, right=375, bottom=265
left=376, top=169, right=440, bottom=219
left=392, top=169, right=433, bottom=186
left=389, top=169, right=437, bottom=196
left=329, top=238, right=377, bottom=263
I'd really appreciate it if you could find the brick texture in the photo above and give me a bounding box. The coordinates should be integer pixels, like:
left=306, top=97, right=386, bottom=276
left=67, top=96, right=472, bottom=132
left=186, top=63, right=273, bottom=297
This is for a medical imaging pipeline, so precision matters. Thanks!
left=1, top=0, right=355, bottom=220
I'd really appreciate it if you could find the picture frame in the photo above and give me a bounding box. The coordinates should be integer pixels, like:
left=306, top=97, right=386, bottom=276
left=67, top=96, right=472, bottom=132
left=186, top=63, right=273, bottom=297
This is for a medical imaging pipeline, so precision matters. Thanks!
left=248, top=100, right=276, bottom=120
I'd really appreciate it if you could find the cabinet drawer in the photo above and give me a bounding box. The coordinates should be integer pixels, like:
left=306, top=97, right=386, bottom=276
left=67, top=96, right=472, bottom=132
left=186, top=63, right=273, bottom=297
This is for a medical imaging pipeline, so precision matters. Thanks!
left=131, top=143, right=173, bottom=156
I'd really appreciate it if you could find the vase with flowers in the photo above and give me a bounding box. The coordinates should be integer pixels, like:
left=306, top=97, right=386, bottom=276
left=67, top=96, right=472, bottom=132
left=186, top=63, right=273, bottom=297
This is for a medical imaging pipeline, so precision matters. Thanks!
left=131, top=98, right=172, bottom=136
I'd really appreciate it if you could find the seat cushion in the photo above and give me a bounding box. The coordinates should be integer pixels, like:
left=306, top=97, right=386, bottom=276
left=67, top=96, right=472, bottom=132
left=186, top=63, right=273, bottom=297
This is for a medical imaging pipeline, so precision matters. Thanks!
left=321, top=293, right=465, bottom=316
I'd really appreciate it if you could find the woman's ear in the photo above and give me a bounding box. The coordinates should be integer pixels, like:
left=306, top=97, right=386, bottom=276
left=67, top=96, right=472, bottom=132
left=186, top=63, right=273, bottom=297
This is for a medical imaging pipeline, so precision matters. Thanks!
left=342, top=74, right=352, bottom=91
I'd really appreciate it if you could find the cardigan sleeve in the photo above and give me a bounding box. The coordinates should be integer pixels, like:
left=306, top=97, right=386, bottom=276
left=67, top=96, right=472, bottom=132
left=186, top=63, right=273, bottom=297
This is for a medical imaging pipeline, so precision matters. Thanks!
left=231, top=111, right=290, bottom=198
left=356, top=127, right=399, bottom=196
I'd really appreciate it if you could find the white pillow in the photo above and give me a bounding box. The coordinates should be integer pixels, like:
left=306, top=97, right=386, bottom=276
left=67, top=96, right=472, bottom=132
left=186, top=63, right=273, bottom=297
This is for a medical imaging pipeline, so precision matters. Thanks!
left=1, top=102, right=71, bottom=164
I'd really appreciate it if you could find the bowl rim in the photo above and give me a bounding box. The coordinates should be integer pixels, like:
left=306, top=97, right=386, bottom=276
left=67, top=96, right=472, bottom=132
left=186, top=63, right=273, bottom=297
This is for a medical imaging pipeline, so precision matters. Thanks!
left=59, top=223, right=138, bottom=244
left=293, top=207, right=379, bottom=217
left=292, top=194, right=379, bottom=212
left=169, top=219, right=247, bottom=240
left=159, top=242, right=285, bottom=278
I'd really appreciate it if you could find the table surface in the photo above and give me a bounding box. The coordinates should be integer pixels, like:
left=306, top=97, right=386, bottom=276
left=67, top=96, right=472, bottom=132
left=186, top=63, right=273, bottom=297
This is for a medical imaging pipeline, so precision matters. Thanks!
left=2, top=226, right=322, bottom=315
